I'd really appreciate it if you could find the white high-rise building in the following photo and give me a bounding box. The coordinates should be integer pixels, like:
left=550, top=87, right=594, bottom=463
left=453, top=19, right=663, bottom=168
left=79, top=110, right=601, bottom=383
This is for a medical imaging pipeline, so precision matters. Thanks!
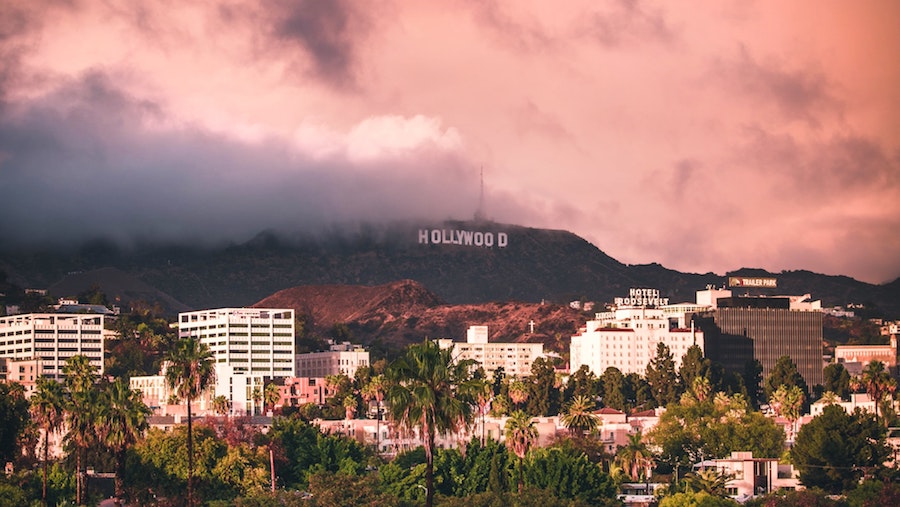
left=0, top=313, right=106, bottom=381
left=178, top=308, right=295, bottom=415
left=569, top=306, right=703, bottom=377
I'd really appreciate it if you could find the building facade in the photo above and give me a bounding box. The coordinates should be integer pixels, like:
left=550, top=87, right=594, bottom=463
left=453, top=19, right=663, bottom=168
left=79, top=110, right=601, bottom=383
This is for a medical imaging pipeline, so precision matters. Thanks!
left=295, top=341, right=370, bottom=379
left=178, top=308, right=295, bottom=415
left=569, top=307, right=703, bottom=377
left=0, top=313, right=106, bottom=381
left=706, top=297, right=824, bottom=390
left=437, top=325, right=544, bottom=378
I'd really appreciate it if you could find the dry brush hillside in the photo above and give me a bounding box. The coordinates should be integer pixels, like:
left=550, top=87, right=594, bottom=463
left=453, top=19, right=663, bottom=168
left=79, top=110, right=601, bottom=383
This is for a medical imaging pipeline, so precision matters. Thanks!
left=253, top=279, right=589, bottom=357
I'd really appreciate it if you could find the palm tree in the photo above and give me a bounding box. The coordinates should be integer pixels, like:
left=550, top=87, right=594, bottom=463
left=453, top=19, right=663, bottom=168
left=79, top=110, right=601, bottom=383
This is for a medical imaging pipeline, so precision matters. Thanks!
left=615, top=431, right=652, bottom=482
left=30, top=377, right=67, bottom=506
left=264, top=382, right=281, bottom=415
left=63, top=355, right=98, bottom=506
left=212, top=395, right=231, bottom=417
left=97, top=378, right=151, bottom=505
left=165, top=337, right=215, bottom=507
left=473, top=377, right=493, bottom=445
left=508, top=379, right=529, bottom=410
left=561, top=395, right=599, bottom=436
left=343, top=394, right=358, bottom=420
left=362, top=374, right=386, bottom=452
left=770, top=384, right=804, bottom=441
left=853, top=360, right=897, bottom=425
left=385, top=339, right=476, bottom=507
left=251, top=386, right=263, bottom=415
left=504, top=409, right=537, bottom=493
left=683, top=468, right=733, bottom=497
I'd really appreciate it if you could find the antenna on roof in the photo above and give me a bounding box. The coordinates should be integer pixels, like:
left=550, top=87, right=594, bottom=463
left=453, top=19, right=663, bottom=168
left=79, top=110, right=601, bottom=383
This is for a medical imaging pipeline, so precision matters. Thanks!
left=474, top=166, right=485, bottom=221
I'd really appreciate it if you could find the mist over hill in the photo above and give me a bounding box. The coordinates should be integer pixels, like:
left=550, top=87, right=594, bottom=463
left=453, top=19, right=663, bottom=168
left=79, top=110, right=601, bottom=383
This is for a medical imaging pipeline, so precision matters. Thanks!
left=1, top=220, right=897, bottom=318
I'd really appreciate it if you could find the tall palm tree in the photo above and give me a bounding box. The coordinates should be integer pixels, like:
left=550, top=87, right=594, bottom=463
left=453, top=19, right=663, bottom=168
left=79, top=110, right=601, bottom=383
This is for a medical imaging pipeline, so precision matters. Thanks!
left=264, top=381, right=281, bottom=415
left=165, top=337, right=215, bottom=507
left=615, top=431, right=652, bottom=482
left=30, top=377, right=67, bottom=506
left=683, top=468, right=732, bottom=497
left=770, top=384, right=804, bottom=441
left=343, top=394, right=358, bottom=420
left=853, top=360, right=897, bottom=425
left=504, top=409, right=537, bottom=493
left=362, top=374, right=386, bottom=452
left=561, top=395, right=599, bottom=436
left=474, top=377, right=493, bottom=445
left=97, top=378, right=151, bottom=505
left=63, top=355, right=99, bottom=506
left=386, top=339, right=476, bottom=507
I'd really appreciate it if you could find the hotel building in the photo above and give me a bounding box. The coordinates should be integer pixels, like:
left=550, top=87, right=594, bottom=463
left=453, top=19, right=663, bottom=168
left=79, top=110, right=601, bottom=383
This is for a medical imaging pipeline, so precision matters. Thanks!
left=569, top=305, right=703, bottom=377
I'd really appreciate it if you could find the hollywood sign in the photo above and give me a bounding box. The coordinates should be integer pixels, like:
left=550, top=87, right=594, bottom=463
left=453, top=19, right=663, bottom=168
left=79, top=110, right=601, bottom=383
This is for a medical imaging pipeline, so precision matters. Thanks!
left=418, top=229, right=509, bottom=248
left=614, top=288, right=669, bottom=307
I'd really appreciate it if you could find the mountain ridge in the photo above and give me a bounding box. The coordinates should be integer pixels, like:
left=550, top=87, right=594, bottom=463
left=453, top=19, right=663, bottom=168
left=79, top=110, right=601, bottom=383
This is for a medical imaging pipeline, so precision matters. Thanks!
left=1, top=220, right=897, bottom=318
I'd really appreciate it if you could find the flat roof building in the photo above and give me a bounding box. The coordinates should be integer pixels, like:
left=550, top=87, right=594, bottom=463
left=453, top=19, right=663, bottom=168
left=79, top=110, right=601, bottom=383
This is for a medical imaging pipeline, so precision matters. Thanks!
left=438, top=325, right=544, bottom=378
left=178, top=308, right=295, bottom=415
left=0, top=313, right=106, bottom=381
left=570, top=307, right=703, bottom=377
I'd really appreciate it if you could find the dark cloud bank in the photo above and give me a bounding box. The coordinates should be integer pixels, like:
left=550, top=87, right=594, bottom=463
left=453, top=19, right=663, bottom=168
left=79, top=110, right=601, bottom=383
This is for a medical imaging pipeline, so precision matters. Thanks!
left=0, top=72, right=483, bottom=250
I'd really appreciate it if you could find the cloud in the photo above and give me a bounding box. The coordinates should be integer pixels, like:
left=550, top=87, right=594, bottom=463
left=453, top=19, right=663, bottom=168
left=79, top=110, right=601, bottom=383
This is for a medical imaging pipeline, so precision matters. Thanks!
left=265, top=0, right=373, bottom=90
left=0, top=72, right=482, bottom=247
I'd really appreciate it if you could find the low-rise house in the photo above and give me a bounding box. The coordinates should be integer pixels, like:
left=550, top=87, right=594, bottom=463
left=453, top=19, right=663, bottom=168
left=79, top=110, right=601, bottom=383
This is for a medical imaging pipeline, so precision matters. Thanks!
left=694, top=451, right=801, bottom=500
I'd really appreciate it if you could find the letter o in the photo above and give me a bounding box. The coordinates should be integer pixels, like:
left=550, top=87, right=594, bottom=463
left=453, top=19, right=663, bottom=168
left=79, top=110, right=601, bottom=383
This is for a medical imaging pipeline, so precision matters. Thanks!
left=474, top=232, right=484, bottom=246
left=431, top=230, right=441, bottom=244
left=485, top=233, right=494, bottom=247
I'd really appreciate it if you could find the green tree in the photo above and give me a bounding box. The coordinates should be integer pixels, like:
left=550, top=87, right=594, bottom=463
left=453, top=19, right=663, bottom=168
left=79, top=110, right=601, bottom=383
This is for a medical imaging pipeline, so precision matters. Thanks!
left=679, top=345, right=711, bottom=393
left=97, top=377, right=151, bottom=503
left=821, top=363, right=851, bottom=400
left=385, top=339, right=476, bottom=507
left=526, top=357, right=561, bottom=416
left=505, top=410, right=537, bottom=494
left=63, top=355, right=99, bottom=505
left=508, top=379, right=529, bottom=410
left=30, top=377, right=67, bottom=505
left=165, top=337, right=216, bottom=507
left=560, top=395, right=599, bottom=436
left=646, top=343, right=679, bottom=408
left=764, top=355, right=808, bottom=401
left=743, top=360, right=764, bottom=409
left=600, top=367, right=626, bottom=411
left=649, top=389, right=783, bottom=475
left=521, top=446, right=618, bottom=505
left=791, top=405, right=890, bottom=494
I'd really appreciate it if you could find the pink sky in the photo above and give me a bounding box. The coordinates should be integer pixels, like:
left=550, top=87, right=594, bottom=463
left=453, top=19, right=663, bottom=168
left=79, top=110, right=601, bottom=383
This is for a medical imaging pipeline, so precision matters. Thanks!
left=1, top=0, right=898, bottom=284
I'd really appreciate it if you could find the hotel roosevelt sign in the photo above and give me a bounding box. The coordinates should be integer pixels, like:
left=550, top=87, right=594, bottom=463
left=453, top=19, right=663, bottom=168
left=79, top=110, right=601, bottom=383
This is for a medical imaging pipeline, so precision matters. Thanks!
left=417, top=228, right=509, bottom=248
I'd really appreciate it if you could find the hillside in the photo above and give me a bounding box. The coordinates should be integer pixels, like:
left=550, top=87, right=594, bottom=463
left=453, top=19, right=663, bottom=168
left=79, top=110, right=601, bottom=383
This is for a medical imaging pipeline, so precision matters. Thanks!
left=254, top=280, right=588, bottom=355
left=1, top=220, right=897, bottom=318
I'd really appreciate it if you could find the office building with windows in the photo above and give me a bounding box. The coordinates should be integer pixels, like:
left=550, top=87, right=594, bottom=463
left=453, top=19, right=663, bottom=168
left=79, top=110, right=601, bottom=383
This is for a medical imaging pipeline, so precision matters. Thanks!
left=438, top=325, right=544, bottom=378
left=0, top=313, right=106, bottom=382
left=177, top=308, right=295, bottom=415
